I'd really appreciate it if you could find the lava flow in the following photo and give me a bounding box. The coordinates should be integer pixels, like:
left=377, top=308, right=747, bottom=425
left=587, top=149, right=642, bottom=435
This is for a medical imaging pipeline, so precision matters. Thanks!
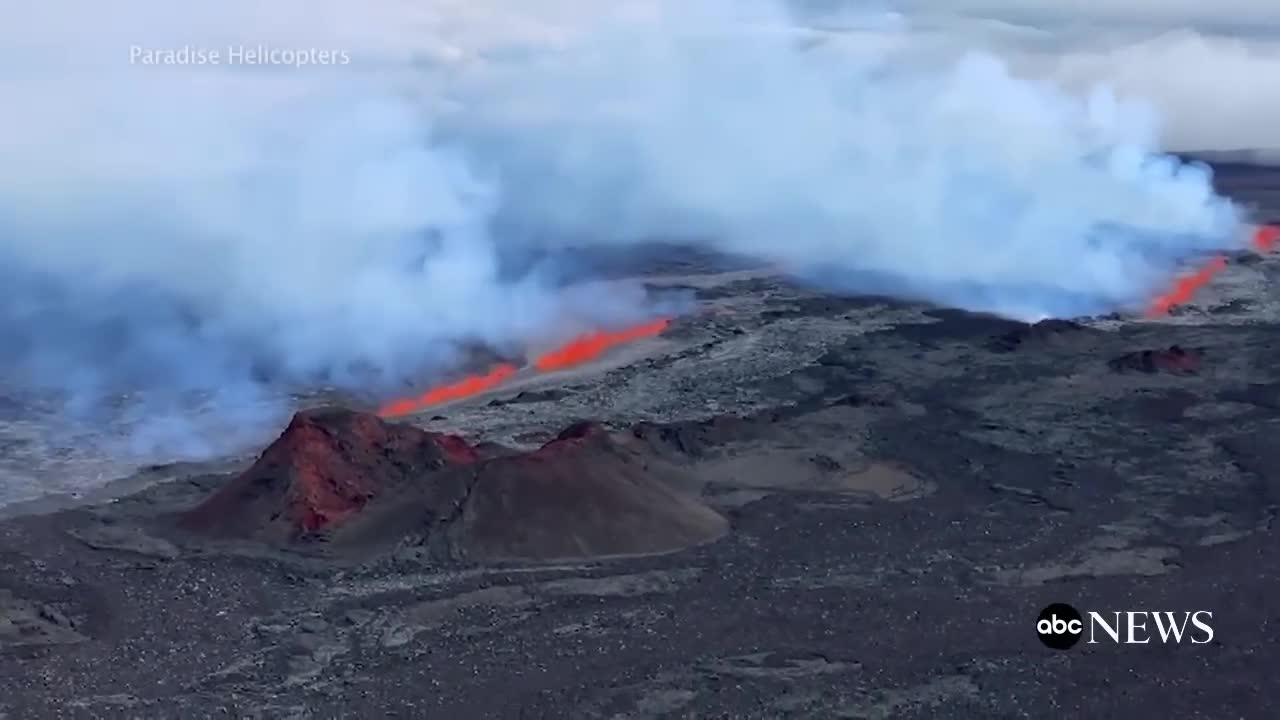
left=377, top=317, right=673, bottom=418
left=1255, top=225, right=1280, bottom=252
left=534, top=318, right=671, bottom=372
left=1146, top=255, right=1228, bottom=317
left=378, top=363, right=518, bottom=417
left=1145, top=225, right=1280, bottom=317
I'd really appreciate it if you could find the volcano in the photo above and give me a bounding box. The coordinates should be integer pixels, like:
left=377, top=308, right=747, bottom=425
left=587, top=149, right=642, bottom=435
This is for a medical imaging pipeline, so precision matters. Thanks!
left=179, top=408, right=726, bottom=561
left=178, top=407, right=480, bottom=542
left=442, top=421, right=727, bottom=561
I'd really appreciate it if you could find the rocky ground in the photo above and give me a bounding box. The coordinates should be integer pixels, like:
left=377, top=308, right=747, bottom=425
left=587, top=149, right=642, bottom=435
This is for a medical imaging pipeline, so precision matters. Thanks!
left=3, top=161, right=1280, bottom=719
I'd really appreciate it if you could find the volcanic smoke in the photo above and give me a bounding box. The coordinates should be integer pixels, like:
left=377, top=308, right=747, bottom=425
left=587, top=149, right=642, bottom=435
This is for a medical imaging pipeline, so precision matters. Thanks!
left=1, top=0, right=1274, bottom=464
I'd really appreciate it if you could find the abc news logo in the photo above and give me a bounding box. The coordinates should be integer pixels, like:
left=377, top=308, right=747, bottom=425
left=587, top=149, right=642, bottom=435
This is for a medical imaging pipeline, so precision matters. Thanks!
left=1036, top=603, right=1214, bottom=650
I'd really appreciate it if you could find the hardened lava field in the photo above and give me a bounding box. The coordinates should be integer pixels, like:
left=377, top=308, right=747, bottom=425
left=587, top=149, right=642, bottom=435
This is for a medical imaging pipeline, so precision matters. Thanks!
left=3, top=159, right=1280, bottom=718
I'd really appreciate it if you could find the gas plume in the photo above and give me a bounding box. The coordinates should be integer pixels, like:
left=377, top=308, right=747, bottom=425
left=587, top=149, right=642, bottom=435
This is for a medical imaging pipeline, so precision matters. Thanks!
left=0, top=0, right=1274, bottom=474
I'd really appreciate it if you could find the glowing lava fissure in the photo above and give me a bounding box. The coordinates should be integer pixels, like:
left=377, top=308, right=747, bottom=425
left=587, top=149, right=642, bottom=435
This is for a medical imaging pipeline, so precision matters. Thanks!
left=1255, top=225, right=1280, bottom=253
left=377, top=363, right=518, bottom=417
left=377, top=318, right=672, bottom=418
left=534, top=318, right=671, bottom=372
left=1145, top=225, right=1279, bottom=317
left=1146, top=255, right=1228, bottom=317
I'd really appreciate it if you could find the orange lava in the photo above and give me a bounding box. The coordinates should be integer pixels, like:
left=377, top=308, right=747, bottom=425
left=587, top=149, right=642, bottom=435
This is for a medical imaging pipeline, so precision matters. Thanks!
left=378, top=363, right=518, bottom=417
left=534, top=318, right=672, bottom=372
left=1145, top=224, right=1280, bottom=317
left=1146, top=255, right=1228, bottom=317
left=377, top=317, right=673, bottom=417
left=1255, top=225, right=1280, bottom=252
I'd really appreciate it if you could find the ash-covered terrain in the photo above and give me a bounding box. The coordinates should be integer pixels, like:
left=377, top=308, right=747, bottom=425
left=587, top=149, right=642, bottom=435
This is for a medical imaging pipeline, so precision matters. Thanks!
left=3, top=161, right=1280, bottom=719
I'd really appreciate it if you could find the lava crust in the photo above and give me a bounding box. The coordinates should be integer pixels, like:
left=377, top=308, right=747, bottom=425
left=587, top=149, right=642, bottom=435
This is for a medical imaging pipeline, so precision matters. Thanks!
left=988, top=318, right=1092, bottom=352
left=1108, top=345, right=1205, bottom=374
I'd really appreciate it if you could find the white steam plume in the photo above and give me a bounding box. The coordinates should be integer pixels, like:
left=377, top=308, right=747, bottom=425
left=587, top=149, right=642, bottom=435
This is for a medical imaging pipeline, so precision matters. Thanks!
left=435, top=0, right=1251, bottom=316
left=0, top=0, right=1273, bottom=472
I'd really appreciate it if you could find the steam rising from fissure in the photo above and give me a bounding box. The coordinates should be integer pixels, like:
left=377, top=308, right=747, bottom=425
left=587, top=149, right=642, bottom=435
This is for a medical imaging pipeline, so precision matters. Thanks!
left=0, top=0, right=1271, bottom=470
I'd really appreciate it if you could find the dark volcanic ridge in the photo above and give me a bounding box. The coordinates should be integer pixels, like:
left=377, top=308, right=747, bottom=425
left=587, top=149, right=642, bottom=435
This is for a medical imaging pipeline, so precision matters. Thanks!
left=987, top=318, right=1094, bottom=353
left=178, top=408, right=728, bottom=563
left=1108, top=345, right=1205, bottom=375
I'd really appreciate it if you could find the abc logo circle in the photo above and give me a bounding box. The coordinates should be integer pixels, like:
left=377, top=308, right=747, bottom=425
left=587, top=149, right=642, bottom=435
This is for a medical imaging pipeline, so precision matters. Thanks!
left=1036, top=603, right=1084, bottom=650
